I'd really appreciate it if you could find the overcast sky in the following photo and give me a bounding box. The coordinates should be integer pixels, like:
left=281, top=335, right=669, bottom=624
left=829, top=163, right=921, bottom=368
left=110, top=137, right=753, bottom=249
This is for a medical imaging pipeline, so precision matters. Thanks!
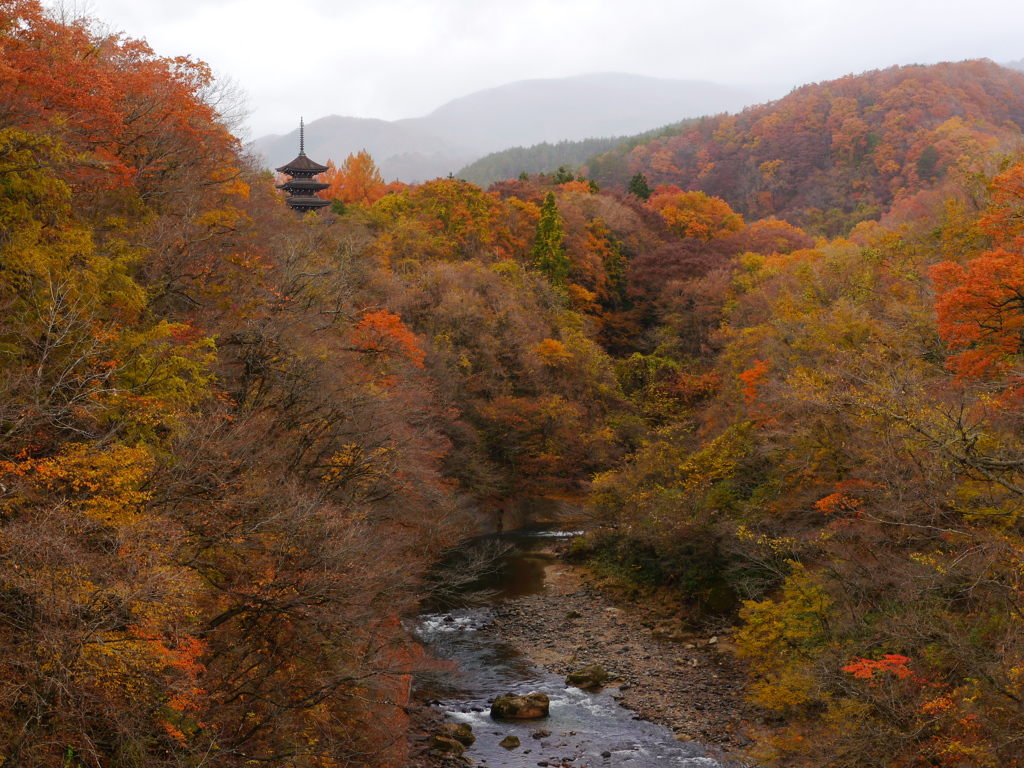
left=69, top=0, right=1024, bottom=140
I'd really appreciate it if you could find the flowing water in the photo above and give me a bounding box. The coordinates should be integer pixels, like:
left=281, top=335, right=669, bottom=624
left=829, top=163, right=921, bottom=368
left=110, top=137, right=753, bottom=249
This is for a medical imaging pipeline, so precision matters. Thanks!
left=412, top=530, right=721, bottom=768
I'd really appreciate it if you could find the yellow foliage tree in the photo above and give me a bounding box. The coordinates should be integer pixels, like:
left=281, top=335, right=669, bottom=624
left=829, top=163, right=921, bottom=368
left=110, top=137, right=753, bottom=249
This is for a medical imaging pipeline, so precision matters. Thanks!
left=735, top=562, right=834, bottom=711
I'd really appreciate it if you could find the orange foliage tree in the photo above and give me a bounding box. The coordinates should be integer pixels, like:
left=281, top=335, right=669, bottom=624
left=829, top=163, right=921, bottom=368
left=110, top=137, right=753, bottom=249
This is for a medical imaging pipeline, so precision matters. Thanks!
left=0, top=0, right=237, bottom=203
left=351, top=310, right=426, bottom=368
left=931, top=161, right=1024, bottom=380
left=320, top=149, right=388, bottom=205
left=931, top=248, right=1024, bottom=379
left=648, top=186, right=745, bottom=241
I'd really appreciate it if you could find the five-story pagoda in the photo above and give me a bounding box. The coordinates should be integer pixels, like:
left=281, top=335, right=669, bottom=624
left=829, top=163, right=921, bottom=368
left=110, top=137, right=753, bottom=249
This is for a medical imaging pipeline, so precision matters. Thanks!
left=276, top=118, right=331, bottom=212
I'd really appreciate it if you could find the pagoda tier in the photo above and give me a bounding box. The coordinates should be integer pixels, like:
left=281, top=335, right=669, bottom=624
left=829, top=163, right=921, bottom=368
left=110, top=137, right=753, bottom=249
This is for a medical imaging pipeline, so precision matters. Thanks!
left=276, top=119, right=332, bottom=211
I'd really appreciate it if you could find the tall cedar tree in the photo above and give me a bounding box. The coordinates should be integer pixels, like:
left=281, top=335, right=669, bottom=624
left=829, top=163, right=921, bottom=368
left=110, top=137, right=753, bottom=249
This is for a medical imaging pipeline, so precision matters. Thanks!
left=531, top=191, right=568, bottom=286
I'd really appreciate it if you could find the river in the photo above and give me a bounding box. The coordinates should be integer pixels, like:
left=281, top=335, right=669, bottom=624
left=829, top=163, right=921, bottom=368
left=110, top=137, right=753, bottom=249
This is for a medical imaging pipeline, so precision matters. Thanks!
left=412, top=530, right=722, bottom=767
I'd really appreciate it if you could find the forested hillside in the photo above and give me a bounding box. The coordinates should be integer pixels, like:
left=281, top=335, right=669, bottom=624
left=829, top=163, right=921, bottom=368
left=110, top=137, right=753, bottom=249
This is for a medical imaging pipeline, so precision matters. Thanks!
left=0, top=3, right=471, bottom=764
left=587, top=60, right=1024, bottom=236
left=5, top=2, right=1024, bottom=766
left=457, top=136, right=630, bottom=187
left=0, top=3, right=689, bottom=764
left=456, top=122, right=700, bottom=187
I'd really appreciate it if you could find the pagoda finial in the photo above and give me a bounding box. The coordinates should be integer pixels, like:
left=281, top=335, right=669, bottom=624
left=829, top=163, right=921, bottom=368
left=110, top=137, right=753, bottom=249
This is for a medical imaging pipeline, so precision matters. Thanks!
left=299, top=117, right=306, bottom=156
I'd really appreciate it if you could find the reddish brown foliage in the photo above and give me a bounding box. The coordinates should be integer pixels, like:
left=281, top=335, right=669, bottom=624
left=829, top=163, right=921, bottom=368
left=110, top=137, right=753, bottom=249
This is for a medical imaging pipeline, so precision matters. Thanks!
left=588, top=61, right=1024, bottom=232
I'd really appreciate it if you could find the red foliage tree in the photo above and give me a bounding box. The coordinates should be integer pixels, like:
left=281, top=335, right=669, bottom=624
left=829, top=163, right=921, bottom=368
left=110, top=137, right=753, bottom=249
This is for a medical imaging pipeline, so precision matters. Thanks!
left=351, top=310, right=426, bottom=368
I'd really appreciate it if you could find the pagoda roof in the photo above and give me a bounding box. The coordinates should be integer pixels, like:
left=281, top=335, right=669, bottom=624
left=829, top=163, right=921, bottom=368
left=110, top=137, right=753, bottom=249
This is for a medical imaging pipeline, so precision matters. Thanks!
left=286, top=196, right=331, bottom=209
left=276, top=154, right=329, bottom=174
left=276, top=178, right=330, bottom=192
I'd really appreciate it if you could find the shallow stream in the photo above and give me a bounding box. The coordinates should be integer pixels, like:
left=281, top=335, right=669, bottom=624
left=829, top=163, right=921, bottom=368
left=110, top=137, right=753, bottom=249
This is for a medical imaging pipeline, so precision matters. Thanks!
left=412, top=530, right=720, bottom=768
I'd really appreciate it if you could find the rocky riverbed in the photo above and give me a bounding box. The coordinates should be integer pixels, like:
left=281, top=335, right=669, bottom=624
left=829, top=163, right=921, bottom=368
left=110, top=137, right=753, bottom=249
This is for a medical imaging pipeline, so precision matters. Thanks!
left=488, top=558, right=760, bottom=754
left=407, top=541, right=768, bottom=766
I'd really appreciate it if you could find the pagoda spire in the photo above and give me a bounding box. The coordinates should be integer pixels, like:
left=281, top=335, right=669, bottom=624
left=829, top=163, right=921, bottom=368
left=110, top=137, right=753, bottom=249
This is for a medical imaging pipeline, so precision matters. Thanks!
left=275, top=119, right=330, bottom=212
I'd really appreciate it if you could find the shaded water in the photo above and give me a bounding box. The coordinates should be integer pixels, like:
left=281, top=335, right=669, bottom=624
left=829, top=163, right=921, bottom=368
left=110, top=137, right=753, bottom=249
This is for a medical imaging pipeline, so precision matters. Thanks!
left=413, top=531, right=720, bottom=767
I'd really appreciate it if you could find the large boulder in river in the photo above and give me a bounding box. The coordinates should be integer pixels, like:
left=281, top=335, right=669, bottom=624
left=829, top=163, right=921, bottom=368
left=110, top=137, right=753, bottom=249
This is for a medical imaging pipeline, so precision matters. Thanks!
left=490, top=692, right=550, bottom=719
left=566, top=664, right=609, bottom=689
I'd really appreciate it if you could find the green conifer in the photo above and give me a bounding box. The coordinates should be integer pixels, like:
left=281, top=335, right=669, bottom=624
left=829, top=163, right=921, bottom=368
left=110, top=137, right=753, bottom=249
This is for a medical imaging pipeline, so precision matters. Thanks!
left=552, top=165, right=575, bottom=185
left=628, top=172, right=651, bottom=200
left=532, top=192, right=568, bottom=287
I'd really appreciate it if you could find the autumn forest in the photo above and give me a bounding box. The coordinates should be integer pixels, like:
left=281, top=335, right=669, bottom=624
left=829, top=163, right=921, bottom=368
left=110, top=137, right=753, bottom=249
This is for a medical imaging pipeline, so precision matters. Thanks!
left=4, top=1, right=1024, bottom=765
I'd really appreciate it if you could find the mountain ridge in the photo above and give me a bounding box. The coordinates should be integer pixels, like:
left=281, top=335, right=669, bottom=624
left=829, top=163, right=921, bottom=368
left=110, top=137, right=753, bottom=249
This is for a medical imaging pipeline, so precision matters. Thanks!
left=251, top=72, right=772, bottom=182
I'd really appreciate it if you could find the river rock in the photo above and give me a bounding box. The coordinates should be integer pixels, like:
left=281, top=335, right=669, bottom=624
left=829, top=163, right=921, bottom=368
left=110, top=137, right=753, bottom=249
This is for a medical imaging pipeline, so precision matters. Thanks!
left=436, top=721, right=475, bottom=745
left=499, top=734, right=521, bottom=749
left=566, top=664, right=609, bottom=689
left=490, top=692, right=550, bottom=719
left=430, top=735, right=465, bottom=755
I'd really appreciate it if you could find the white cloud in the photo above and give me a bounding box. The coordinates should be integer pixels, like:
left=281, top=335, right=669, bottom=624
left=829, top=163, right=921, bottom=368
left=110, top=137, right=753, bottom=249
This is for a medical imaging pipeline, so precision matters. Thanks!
left=62, top=0, right=1024, bottom=138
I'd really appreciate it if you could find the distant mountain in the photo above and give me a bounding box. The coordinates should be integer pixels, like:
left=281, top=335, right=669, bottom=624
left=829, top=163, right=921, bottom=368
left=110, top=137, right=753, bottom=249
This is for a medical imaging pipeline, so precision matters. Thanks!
left=409, top=73, right=767, bottom=152
left=251, top=73, right=772, bottom=183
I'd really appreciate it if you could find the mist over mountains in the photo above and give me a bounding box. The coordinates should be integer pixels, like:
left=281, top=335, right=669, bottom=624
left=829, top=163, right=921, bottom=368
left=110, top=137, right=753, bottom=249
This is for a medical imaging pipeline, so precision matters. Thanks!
left=252, top=73, right=773, bottom=182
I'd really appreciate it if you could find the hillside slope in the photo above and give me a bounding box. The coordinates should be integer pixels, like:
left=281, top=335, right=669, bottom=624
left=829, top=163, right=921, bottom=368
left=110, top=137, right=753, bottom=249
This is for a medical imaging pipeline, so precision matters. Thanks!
left=456, top=135, right=633, bottom=186
left=586, top=60, right=1024, bottom=233
left=456, top=122, right=708, bottom=186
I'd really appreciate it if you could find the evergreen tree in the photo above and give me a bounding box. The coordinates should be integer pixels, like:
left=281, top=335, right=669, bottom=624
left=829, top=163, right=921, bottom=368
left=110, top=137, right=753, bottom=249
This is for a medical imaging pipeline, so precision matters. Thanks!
left=552, top=165, right=575, bottom=184
left=916, top=144, right=941, bottom=181
left=532, top=192, right=568, bottom=287
left=628, top=172, right=651, bottom=200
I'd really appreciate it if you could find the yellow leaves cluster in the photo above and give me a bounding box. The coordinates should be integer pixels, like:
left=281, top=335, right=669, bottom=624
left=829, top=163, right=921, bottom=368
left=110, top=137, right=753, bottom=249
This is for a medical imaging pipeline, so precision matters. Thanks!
left=735, top=562, right=834, bottom=711
left=734, top=524, right=801, bottom=553
left=592, top=422, right=751, bottom=531
left=759, top=159, right=783, bottom=180
left=1, top=443, right=153, bottom=524
left=534, top=338, right=572, bottom=367
left=676, top=424, right=750, bottom=496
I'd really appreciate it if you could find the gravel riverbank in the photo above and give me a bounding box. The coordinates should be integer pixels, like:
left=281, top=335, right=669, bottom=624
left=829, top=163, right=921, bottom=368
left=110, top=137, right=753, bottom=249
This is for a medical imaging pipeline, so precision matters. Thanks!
left=486, top=551, right=762, bottom=757
left=407, top=542, right=767, bottom=765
